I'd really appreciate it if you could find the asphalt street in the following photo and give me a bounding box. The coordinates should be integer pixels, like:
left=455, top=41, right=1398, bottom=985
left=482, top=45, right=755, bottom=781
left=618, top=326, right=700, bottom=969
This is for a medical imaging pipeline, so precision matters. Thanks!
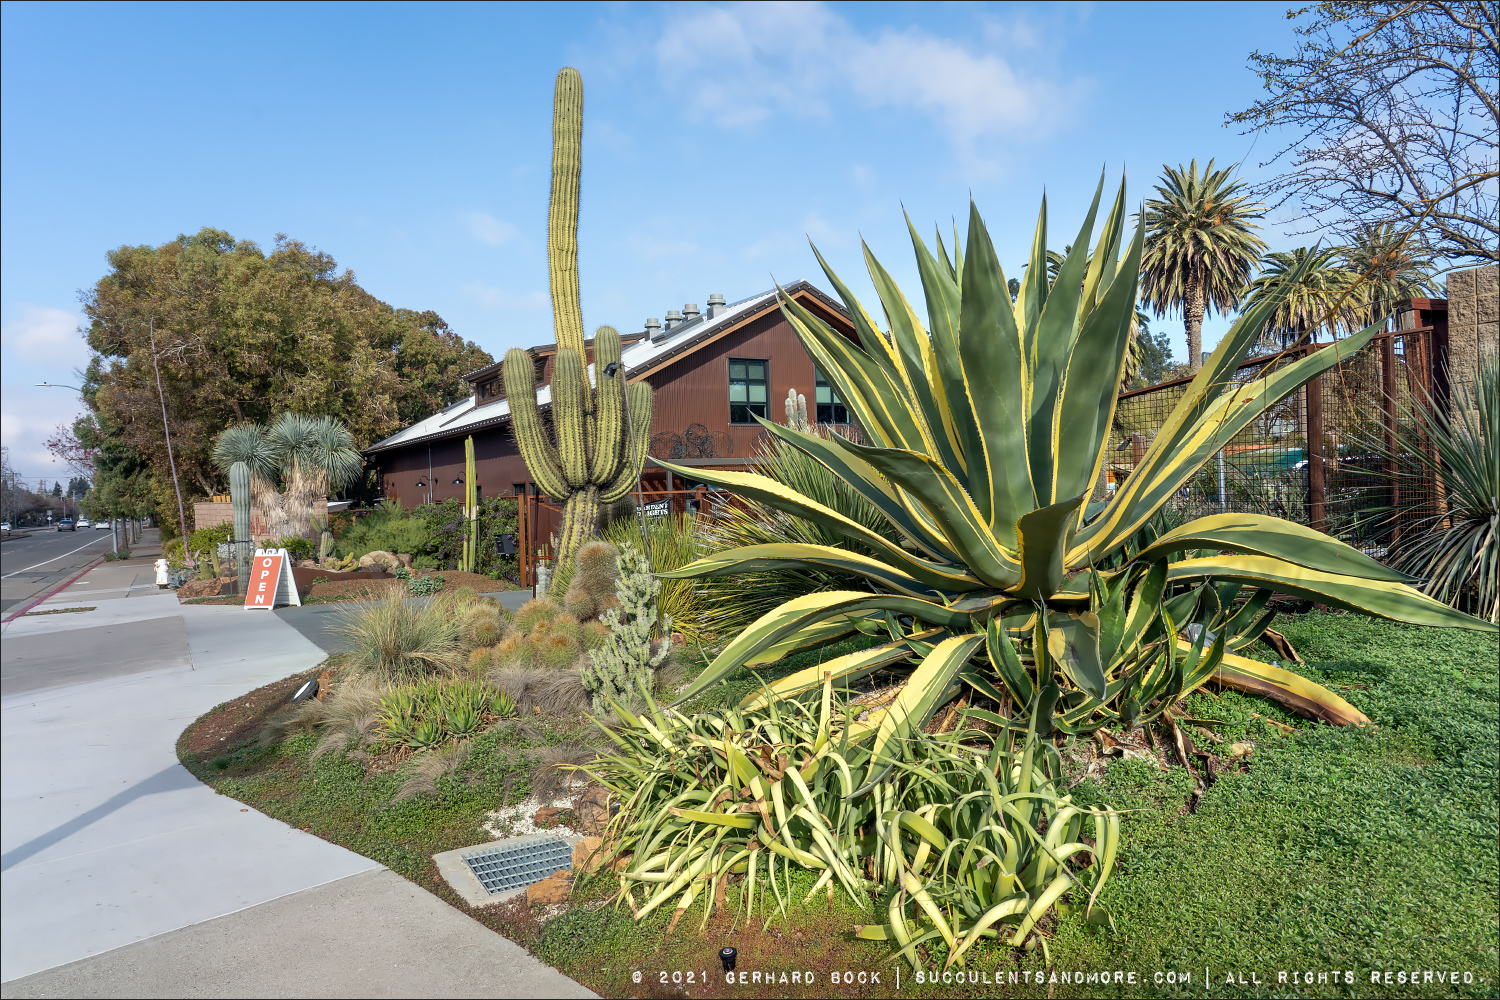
left=0, top=527, right=122, bottom=614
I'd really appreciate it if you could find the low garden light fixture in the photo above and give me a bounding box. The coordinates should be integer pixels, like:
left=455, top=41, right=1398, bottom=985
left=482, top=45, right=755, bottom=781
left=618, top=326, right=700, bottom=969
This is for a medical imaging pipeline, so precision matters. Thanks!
left=292, top=678, right=319, bottom=703
left=719, top=947, right=736, bottom=973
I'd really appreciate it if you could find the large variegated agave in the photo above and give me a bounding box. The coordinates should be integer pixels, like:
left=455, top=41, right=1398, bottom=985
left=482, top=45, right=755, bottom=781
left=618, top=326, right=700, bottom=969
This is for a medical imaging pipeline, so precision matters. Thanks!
left=662, top=176, right=1494, bottom=747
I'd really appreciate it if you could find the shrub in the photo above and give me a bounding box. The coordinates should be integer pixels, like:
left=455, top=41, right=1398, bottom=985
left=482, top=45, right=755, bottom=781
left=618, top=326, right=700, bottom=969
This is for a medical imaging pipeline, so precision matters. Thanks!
left=407, top=574, right=444, bottom=597
left=276, top=535, right=315, bottom=561
left=187, top=522, right=233, bottom=556
left=332, top=589, right=465, bottom=682
left=336, top=500, right=432, bottom=562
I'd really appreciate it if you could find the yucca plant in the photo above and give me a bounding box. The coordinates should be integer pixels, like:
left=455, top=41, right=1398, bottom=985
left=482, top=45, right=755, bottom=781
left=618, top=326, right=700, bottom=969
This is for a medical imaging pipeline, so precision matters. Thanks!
left=585, top=675, right=1114, bottom=965
left=1360, top=356, right=1498, bottom=623
left=661, top=177, right=1493, bottom=740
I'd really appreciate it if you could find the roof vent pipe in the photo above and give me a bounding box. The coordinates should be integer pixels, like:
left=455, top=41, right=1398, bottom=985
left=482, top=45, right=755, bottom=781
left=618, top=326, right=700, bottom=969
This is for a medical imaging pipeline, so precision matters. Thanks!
left=645, top=317, right=665, bottom=343
left=682, top=303, right=701, bottom=322
left=663, top=309, right=683, bottom=331
left=706, top=293, right=726, bottom=318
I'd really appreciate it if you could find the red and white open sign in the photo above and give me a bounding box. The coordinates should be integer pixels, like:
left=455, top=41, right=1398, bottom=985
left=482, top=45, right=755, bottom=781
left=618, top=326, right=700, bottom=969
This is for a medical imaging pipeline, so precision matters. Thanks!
left=244, top=549, right=300, bottom=609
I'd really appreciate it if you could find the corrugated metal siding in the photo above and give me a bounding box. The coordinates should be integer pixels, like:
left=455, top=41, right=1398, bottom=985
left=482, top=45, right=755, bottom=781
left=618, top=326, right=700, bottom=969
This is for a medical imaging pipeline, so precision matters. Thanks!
left=645, top=308, right=837, bottom=460
left=377, top=428, right=532, bottom=505
left=373, top=289, right=857, bottom=499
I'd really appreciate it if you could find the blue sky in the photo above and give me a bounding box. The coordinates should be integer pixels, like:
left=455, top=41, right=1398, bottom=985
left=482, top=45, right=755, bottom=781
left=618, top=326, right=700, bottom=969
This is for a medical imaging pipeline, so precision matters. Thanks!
left=3, top=0, right=1313, bottom=482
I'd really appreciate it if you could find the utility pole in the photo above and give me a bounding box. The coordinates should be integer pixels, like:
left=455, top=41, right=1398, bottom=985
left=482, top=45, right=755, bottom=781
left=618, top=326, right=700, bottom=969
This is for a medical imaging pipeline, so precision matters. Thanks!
left=147, top=317, right=192, bottom=558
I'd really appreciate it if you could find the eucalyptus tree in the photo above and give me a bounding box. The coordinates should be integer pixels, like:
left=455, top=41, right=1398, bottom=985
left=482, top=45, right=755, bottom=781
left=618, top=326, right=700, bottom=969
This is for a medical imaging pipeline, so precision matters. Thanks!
left=1140, top=160, right=1268, bottom=370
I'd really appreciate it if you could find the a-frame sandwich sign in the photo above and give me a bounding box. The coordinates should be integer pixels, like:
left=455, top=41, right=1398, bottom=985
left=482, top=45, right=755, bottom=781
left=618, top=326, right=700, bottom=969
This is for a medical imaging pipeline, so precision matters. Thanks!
left=245, top=548, right=301, bottom=609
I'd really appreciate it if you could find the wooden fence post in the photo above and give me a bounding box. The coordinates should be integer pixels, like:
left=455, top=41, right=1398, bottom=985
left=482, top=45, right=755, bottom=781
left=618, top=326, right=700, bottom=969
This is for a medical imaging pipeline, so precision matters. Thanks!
left=1307, top=375, right=1327, bottom=532
left=1380, top=333, right=1400, bottom=546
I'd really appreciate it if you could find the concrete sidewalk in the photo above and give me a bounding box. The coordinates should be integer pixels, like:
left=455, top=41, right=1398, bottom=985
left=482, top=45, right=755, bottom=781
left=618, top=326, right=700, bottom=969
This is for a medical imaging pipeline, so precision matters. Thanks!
left=1, top=562, right=591, bottom=997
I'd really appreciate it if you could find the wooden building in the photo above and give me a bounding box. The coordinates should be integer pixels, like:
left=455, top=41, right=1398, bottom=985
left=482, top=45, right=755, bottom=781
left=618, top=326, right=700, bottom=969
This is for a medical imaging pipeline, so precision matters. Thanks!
left=365, top=281, right=859, bottom=504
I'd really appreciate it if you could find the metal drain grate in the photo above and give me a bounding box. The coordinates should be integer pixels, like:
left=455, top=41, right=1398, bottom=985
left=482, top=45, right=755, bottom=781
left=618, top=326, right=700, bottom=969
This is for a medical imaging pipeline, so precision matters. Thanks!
left=462, top=837, right=572, bottom=895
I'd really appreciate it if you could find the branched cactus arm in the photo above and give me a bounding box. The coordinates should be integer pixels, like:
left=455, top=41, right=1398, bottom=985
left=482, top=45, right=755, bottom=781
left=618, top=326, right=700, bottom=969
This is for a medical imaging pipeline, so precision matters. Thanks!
left=505, top=348, right=569, bottom=499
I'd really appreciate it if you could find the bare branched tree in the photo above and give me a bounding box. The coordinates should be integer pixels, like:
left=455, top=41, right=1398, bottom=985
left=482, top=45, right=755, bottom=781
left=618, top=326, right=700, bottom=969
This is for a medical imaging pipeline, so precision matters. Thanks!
left=1228, top=2, right=1499, bottom=263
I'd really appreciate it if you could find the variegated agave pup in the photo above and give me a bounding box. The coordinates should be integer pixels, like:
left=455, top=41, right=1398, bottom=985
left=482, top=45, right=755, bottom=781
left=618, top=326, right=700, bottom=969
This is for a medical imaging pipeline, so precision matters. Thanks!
left=662, top=176, right=1495, bottom=746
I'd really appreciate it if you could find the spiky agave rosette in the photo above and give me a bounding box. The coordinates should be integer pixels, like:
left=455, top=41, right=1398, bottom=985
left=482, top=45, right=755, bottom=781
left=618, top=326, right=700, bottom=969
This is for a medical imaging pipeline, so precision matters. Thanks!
left=659, top=175, right=1494, bottom=748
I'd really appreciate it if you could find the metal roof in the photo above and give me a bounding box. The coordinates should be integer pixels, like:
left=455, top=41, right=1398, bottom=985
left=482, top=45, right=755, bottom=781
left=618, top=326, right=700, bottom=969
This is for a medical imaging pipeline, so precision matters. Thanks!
left=365, top=279, right=837, bottom=455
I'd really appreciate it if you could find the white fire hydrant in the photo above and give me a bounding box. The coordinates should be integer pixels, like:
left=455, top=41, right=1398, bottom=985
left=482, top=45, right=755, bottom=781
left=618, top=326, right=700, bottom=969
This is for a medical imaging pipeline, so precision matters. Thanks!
left=154, top=557, right=170, bottom=588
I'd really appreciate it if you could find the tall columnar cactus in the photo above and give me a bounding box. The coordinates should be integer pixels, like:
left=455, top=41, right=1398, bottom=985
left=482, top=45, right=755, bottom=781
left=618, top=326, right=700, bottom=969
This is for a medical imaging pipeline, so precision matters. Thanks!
left=504, top=67, right=653, bottom=575
left=462, top=435, right=478, bottom=573
left=229, top=461, right=252, bottom=590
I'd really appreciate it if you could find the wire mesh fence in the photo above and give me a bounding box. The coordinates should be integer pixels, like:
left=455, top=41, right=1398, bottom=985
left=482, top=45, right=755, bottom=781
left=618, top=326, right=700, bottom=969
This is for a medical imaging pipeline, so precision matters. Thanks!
left=1110, top=327, right=1441, bottom=554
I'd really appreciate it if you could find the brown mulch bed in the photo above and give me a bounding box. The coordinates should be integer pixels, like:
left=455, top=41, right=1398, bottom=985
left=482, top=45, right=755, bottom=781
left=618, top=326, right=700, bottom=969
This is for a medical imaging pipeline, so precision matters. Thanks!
left=178, top=571, right=520, bottom=606
left=178, top=663, right=326, bottom=757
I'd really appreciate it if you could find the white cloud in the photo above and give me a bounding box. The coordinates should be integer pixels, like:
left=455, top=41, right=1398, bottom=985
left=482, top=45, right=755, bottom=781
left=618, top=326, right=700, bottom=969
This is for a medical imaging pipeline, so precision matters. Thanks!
left=650, top=2, right=1069, bottom=163
left=1, top=306, right=82, bottom=363
left=460, top=283, right=547, bottom=309
left=0, top=383, right=88, bottom=484
left=466, top=212, right=520, bottom=247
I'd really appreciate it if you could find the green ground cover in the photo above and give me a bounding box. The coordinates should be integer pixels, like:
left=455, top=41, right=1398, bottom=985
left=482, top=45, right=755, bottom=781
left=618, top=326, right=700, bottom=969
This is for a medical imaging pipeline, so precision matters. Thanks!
left=179, top=613, right=1497, bottom=999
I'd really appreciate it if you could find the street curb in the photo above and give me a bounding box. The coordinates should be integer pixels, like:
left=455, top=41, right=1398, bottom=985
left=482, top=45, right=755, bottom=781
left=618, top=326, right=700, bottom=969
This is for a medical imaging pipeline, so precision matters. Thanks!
left=2, top=556, right=107, bottom=624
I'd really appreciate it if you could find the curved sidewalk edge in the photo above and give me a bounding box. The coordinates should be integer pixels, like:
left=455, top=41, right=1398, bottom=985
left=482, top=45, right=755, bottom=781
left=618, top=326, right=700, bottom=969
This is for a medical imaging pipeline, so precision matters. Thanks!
left=0, top=868, right=597, bottom=1000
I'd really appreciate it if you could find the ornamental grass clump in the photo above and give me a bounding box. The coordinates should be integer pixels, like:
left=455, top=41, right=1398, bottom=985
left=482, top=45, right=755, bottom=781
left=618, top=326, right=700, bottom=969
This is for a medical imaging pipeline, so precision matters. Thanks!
left=333, top=588, right=465, bottom=683
left=586, top=676, right=1116, bottom=968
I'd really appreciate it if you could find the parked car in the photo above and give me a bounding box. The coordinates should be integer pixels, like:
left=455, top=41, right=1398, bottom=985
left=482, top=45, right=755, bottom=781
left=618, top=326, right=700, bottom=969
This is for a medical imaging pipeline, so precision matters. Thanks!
left=76, top=518, right=92, bottom=529
left=97, top=519, right=112, bottom=529
left=57, top=518, right=76, bottom=531
left=1, top=521, right=12, bottom=532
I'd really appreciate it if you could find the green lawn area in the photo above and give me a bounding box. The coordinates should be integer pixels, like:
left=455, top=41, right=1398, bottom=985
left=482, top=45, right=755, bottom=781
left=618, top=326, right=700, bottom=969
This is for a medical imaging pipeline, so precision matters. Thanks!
left=179, top=612, right=1497, bottom=998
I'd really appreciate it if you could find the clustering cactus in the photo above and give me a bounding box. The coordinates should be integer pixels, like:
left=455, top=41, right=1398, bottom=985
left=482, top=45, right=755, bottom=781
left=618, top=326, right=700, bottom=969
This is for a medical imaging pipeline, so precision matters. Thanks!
left=504, top=67, right=653, bottom=576
left=490, top=598, right=585, bottom=671
left=582, top=542, right=671, bottom=715
left=229, top=461, right=252, bottom=590
left=564, top=540, right=621, bottom=621
left=783, top=388, right=810, bottom=431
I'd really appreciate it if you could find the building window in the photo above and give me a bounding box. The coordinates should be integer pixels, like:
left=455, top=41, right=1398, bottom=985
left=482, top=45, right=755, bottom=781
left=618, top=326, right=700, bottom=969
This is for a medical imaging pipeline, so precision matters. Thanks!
left=728, top=358, right=768, bottom=424
left=477, top=378, right=504, bottom=401
left=815, top=369, right=848, bottom=424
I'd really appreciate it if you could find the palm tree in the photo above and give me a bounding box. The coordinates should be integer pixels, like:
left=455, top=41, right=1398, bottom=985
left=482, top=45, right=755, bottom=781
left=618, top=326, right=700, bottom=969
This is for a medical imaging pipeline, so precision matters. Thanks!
left=1343, top=223, right=1437, bottom=328
left=1140, top=159, right=1267, bottom=370
left=1241, top=246, right=1360, bottom=351
left=211, top=413, right=363, bottom=543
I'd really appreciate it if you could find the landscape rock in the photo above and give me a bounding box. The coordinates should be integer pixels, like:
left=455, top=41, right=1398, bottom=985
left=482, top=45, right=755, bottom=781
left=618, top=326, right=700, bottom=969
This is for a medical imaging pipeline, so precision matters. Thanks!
left=358, top=550, right=400, bottom=572
left=572, top=837, right=605, bottom=872
left=395, top=552, right=414, bottom=568
left=176, top=579, right=223, bottom=599
left=298, top=559, right=319, bottom=568
left=533, top=806, right=563, bottom=829
left=1227, top=742, right=1254, bottom=758
left=525, top=870, right=572, bottom=905
left=574, top=786, right=610, bottom=835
